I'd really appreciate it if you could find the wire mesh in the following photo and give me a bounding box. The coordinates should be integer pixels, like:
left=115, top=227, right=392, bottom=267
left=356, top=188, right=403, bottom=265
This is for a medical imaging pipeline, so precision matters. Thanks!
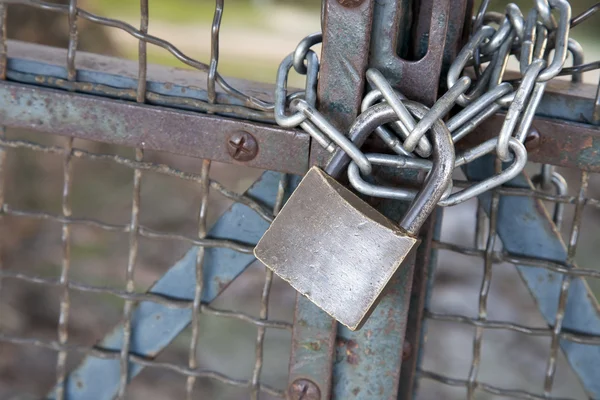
left=0, top=0, right=293, bottom=398
left=417, top=167, right=600, bottom=399
left=1, top=0, right=600, bottom=399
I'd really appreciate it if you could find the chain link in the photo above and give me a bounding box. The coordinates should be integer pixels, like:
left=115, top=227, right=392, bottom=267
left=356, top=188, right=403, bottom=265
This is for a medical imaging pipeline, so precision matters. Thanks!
left=274, top=0, right=590, bottom=209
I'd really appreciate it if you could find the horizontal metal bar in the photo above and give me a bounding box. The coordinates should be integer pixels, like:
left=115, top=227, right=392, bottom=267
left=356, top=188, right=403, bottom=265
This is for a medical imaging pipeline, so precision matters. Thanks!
left=461, top=113, right=600, bottom=171
left=0, top=81, right=310, bottom=174
left=533, top=79, right=599, bottom=126
left=6, top=40, right=277, bottom=119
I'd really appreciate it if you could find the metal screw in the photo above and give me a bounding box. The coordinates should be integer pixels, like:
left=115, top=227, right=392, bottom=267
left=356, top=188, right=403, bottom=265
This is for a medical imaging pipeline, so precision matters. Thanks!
left=288, top=379, right=321, bottom=400
left=337, top=0, right=365, bottom=8
left=227, top=131, right=258, bottom=162
left=524, top=128, right=541, bottom=151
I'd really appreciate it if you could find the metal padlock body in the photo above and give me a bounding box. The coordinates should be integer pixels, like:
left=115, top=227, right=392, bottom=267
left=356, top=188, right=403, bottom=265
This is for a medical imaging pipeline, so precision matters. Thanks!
left=256, top=166, right=419, bottom=330
left=255, top=101, right=454, bottom=330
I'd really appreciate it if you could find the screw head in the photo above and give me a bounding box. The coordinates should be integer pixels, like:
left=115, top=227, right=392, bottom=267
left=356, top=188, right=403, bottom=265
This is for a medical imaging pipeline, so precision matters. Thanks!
left=288, top=379, right=321, bottom=400
left=524, top=128, right=541, bottom=151
left=227, top=131, right=258, bottom=162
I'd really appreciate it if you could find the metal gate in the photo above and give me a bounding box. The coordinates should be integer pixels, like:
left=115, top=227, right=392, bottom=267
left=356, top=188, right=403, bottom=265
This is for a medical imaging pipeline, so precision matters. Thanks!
left=0, top=0, right=599, bottom=399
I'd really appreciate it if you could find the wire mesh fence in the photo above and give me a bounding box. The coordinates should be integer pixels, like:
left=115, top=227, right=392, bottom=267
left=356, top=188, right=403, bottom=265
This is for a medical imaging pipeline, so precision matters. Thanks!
left=0, top=0, right=299, bottom=399
left=417, top=166, right=600, bottom=400
left=1, top=0, right=600, bottom=399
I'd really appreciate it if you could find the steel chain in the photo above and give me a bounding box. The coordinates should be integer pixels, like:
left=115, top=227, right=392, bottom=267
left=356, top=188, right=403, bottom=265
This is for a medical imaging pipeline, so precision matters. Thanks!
left=274, top=0, right=584, bottom=208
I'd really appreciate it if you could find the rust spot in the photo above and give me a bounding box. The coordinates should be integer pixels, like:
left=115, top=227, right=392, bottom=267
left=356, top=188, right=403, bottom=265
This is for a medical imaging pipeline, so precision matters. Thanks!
left=345, top=340, right=360, bottom=365
left=402, top=341, right=412, bottom=361
left=384, top=321, right=396, bottom=335
left=309, top=341, right=321, bottom=351
left=164, top=82, right=173, bottom=90
left=76, top=380, right=84, bottom=389
left=346, top=353, right=360, bottom=365
left=352, top=387, right=360, bottom=396
left=155, top=314, right=161, bottom=320
left=582, top=136, right=594, bottom=149
left=214, top=278, right=227, bottom=292
left=524, top=129, right=541, bottom=151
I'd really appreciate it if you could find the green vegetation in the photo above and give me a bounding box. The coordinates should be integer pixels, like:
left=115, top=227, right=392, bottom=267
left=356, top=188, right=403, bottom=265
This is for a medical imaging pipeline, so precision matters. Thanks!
left=89, top=0, right=262, bottom=27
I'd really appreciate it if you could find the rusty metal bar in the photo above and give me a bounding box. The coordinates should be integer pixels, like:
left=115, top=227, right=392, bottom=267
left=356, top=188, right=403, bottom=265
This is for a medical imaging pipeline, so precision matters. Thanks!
left=0, top=81, right=309, bottom=175
left=287, top=0, right=375, bottom=398
left=397, top=2, right=470, bottom=396
left=5, top=39, right=275, bottom=121
left=310, top=0, right=375, bottom=167
left=463, top=113, right=600, bottom=172
left=368, top=0, right=451, bottom=106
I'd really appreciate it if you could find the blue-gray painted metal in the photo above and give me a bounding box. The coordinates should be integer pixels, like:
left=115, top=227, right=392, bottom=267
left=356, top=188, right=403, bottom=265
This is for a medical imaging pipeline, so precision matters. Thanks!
left=465, top=158, right=600, bottom=399
left=332, top=196, right=415, bottom=399
left=6, top=56, right=239, bottom=108
left=4, top=41, right=275, bottom=123
left=48, top=171, right=291, bottom=400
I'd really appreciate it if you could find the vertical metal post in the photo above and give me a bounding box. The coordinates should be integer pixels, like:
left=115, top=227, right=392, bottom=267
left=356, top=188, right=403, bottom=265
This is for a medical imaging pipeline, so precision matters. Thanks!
left=396, top=3, right=470, bottom=397
left=288, top=0, right=375, bottom=397
left=397, top=211, right=439, bottom=400
left=308, top=0, right=375, bottom=168
left=332, top=194, right=416, bottom=399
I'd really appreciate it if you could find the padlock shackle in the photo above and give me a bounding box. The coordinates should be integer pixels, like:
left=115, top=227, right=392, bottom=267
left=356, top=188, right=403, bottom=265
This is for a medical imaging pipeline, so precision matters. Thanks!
left=334, top=102, right=455, bottom=235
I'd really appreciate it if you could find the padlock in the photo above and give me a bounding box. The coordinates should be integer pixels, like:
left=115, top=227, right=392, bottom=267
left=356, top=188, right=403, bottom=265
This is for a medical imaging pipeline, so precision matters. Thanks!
left=254, top=101, right=454, bottom=330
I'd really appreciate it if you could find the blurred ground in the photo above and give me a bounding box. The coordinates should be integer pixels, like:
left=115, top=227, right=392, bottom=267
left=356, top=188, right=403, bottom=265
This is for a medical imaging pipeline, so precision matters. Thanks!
left=0, top=0, right=599, bottom=399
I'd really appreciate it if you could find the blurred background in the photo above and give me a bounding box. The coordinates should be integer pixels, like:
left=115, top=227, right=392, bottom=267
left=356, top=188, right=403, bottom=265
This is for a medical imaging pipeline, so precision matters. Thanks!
left=1, top=0, right=600, bottom=399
